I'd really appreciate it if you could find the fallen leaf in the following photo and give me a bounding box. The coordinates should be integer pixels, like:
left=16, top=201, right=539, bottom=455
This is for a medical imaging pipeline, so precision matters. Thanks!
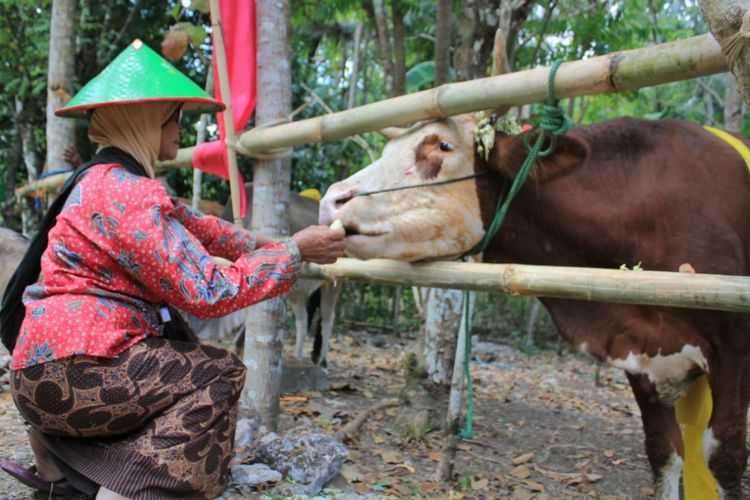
left=512, top=452, right=535, bottom=465
left=363, top=389, right=374, bottom=399
left=420, top=482, right=439, bottom=493
left=509, top=465, right=531, bottom=479
left=279, top=395, right=308, bottom=402
left=347, top=450, right=362, bottom=462
left=457, top=443, right=472, bottom=451
left=565, top=473, right=602, bottom=485
left=373, top=448, right=401, bottom=464
left=640, top=487, right=655, bottom=496
left=305, top=391, right=323, bottom=398
left=603, top=450, right=615, bottom=458
left=372, top=434, right=385, bottom=444
left=355, top=483, right=369, bottom=494
left=510, top=488, right=535, bottom=500
left=427, top=451, right=442, bottom=462
left=517, top=419, right=525, bottom=428
left=385, top=408, right=397, bottom=417
left=467, top=477, right=487, bottom=490
left=394, top=463, right=416, bottom=473
left=340, top=464, right=364, bottom=483
left=521, top=479, right=545, bottom=492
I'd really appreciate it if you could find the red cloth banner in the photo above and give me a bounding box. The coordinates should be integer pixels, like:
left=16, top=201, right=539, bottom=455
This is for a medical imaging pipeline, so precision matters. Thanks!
left=194, top=0, right=257, bottom=217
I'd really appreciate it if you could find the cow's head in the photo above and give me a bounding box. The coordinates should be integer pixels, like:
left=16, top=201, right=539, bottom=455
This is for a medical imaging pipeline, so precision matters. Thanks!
left=319, top=114, right=484, bottom=261
left=319, top=113, right=587, bottom=262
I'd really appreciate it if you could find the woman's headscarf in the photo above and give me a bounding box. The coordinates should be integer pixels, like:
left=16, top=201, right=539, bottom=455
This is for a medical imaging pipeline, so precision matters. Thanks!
left=88, top=102, right=180, bottom=178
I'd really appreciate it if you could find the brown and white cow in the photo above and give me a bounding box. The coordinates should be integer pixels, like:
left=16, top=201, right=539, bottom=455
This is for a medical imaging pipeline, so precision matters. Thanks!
left=319, top=115, right=750, bottom=498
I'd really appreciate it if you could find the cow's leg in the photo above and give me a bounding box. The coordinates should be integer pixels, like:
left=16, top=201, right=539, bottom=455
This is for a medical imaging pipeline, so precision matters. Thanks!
left=289, top=294, right=308, bottom=360
left=627, top=372, right=684, bottom=499
left=704, top=362, right=748, bottom=499
left=316, top=281, right=340, bottom=366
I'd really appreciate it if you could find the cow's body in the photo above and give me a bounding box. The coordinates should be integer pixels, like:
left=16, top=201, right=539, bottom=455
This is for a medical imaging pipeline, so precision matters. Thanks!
left=320, top=116, right=750, bottom=498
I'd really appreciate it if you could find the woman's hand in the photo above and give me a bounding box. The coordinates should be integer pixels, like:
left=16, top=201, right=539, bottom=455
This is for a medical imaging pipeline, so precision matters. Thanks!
left=291, top=225, right=346, bottom=264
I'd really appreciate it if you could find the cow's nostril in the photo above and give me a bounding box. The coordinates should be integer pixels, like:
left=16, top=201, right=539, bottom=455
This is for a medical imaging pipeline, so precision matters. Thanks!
left=334, top=191, right=355, bottom=208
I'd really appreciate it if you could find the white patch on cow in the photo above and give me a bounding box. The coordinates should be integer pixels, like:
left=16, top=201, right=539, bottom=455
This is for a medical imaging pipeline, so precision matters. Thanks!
left=606, top=345, right=707, bottom=402
left=697, top=429, right=725, bottom=498
left=578, top=342, right=589, bottom=355
left=654, top=453, right=683, bottom=500
left=702, top=427, right=720, bottom=466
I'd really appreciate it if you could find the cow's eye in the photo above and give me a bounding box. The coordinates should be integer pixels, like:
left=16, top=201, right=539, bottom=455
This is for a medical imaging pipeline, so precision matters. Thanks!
left=439, top=141, right=454, bottom=152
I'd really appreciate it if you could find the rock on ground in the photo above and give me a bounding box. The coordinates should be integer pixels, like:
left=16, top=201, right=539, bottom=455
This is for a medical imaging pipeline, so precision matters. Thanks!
left=255, top=425, right=348, bottom=496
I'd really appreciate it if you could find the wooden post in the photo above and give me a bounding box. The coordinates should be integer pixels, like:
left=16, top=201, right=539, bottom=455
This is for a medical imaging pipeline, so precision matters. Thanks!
left=208, top=0, right=242, bottom=227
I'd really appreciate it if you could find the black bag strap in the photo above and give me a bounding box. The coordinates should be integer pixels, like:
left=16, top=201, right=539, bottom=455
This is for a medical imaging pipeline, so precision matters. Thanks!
left=0, top=148, right=147, bottom=352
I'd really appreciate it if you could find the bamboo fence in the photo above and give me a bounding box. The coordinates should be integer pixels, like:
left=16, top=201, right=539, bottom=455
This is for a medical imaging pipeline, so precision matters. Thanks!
left=300, top=259, right=750, bottom=314
left=159, top=33, right=726, bottom=167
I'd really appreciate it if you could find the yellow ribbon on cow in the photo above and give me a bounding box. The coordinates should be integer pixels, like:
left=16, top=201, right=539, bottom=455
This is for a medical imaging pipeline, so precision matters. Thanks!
left=704, top=125, right=750, bottom=173
left=674, top=375, right=718, bottom=500
left=674, top=126, right=750, bottom=499
left=299, top=188, right=322, bottom=202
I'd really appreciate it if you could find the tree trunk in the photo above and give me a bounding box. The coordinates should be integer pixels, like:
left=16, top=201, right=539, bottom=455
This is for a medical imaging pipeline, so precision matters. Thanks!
left=422, top=288, right=463, bottom=385
left=436, top=289, right=474, bottom=482
left=455, top=0, right=478, bottom=81
left=192, top=66, right=214, bottom=211
left=524, top=298, right=541, bottom=347
left=699, top=0, right=750, bottom=108
left=242, top=0, right=292, bottom=433
left=46, top=0, right=77, bottom=173
left=705, top=85, right=716, bottom=124
left=371, top=0, right=395, bottom=97
left=15, top=98, right=42, bottom=235
left=434, top=0, right=453, bottom=86
left=391, top=0, right=406, bottom=96
left=724, top=71, right=743, bottom=131
left=347, top=22, right=363, bottom=109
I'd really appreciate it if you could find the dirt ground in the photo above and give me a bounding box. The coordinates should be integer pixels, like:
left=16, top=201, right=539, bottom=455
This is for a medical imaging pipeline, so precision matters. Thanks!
left=0, top=327, right=748, bottom=499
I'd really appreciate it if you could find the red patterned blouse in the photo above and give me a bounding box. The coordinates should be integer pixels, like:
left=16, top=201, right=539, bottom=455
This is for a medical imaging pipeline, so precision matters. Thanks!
left=10, top=164, right=300, bottom=370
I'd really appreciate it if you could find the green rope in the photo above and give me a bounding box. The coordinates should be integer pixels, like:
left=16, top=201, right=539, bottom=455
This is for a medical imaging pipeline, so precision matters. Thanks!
left=460, top=289, right=474, bottom=439
left=464, top=59, right=571, bottom=257
left=460, top=60, right=571, bottom=440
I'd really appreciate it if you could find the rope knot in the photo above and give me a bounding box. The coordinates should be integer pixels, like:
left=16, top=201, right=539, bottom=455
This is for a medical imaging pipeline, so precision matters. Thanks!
left=539, top=104, right=570, bottom=136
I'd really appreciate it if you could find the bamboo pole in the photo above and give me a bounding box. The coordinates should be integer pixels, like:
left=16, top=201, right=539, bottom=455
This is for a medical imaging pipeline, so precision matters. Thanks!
left=230, top=34, right=726, bottom=156
left=33, top=35, right=731, bottom=182
left=16, top=171, right=72, bottom=197
left=300, top=259, right=750, bottom=314
left=209, top=0, right=242, bottom=227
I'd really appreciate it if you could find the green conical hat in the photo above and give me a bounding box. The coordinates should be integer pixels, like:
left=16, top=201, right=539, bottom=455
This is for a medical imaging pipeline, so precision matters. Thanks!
left=56, top=39, right=224, bottom=118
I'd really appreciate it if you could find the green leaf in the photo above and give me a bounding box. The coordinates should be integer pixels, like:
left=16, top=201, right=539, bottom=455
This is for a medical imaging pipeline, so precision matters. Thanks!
left=173, top=22, right=207, bottom=49
left=370, top=480, right=390, bottom=492
left=188, top=0, right=210, bottom=14
left=405, top=61, right=457, bottom=93
left=170, top=3, right=181, bottom=20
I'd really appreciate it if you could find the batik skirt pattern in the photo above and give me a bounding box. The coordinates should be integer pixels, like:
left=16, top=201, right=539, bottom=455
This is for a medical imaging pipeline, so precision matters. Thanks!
left=11, top=337, right=246, bottom=499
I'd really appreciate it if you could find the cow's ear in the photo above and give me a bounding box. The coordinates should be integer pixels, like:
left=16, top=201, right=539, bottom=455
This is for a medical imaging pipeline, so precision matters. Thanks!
left=487, top=131, right=589, bottom=182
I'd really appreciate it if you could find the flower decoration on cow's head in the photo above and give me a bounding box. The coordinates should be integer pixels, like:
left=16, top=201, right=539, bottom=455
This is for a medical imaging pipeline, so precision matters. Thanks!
left=474, top=113, right=524, bottom=161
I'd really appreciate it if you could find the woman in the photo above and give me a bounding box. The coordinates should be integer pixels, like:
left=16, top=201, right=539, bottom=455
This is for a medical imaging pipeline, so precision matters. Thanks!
left=1, top=40, right=345, bottom=499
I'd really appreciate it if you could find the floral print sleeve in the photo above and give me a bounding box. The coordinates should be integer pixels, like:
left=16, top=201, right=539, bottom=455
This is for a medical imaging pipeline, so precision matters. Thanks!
left=172, top=202, right=256, bottom=261
left=102, top=169, right=301, bottom=319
